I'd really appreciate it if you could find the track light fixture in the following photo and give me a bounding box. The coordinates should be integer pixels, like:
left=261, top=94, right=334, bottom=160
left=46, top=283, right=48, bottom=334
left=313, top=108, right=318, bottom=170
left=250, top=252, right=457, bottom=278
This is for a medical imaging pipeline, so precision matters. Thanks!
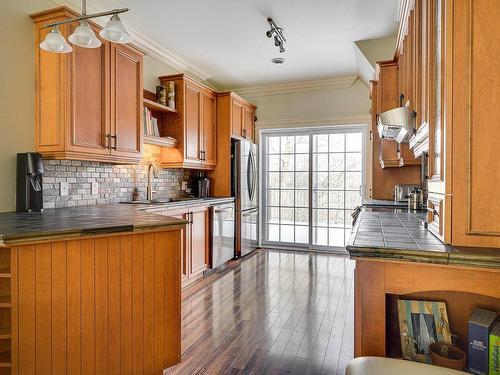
left=266, top=17, right=286, bottom=54
left=39, top=0, right=131, bottom=53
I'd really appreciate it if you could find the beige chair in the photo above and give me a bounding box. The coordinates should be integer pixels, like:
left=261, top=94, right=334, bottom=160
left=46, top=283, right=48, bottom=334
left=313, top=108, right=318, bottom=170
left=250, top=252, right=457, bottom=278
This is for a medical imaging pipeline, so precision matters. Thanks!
left=346, top=357, right=465, bottom=375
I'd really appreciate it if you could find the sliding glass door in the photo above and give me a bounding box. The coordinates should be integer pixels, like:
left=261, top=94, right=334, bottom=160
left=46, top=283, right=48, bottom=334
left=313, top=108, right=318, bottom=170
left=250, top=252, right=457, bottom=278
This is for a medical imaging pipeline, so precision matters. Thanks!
left=261, top=127, right=365, bottom=251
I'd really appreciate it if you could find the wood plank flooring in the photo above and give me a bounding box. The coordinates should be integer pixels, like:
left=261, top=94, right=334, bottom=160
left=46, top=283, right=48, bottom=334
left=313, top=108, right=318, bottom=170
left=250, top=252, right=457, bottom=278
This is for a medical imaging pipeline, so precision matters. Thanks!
left=166, top=249, right=355, bottom=375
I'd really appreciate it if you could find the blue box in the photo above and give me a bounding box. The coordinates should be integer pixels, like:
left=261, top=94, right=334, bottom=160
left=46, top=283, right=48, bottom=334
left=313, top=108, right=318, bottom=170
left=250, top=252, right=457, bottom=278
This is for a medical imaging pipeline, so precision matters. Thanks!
left=468, top=308, right=498, bottom=375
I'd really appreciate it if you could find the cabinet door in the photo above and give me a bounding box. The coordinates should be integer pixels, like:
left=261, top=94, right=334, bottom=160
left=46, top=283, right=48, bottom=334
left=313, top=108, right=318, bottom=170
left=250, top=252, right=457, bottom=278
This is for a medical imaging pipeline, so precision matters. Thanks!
left=231, top=99, right=243, bottom=138
left=69, top=27, right=110, bottom=155
left=201, top=90, right=216, bottom=167
left=184, top=83, right=202, bottom=164
left=110, top=44, right=143, bottom=158
left=159, top=208, right=190, bottom=284
left=189, top=208, right=208, bottom=278
left=243, top=106, right=255, bottom=142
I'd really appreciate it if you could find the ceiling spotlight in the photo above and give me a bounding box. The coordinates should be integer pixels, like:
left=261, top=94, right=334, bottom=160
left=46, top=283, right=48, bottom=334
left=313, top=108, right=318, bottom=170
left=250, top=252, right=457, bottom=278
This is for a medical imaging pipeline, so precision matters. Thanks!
left=39, top=0, right=131, bottom=54
left=271, top=57, right=286, bottom=65
left=266, top=17, right=286, bottom=54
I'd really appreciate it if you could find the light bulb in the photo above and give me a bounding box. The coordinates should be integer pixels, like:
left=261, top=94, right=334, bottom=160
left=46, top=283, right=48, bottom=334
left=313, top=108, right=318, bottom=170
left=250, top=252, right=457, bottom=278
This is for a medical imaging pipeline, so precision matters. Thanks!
left=68, top=20, right=101, bottom=48
left=99, top=13, right=132, bottom=43
left=40, top=26, right=72, bottom=53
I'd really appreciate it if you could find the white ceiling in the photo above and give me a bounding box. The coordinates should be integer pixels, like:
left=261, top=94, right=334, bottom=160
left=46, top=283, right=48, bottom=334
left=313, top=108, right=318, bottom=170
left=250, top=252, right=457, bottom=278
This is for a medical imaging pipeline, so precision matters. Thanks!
left=88, top=0, right=399, bottom=89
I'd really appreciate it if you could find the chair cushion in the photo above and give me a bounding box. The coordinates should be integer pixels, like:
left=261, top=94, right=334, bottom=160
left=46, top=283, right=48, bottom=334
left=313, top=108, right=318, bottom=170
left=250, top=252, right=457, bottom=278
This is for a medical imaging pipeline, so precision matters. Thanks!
left=345, top=357, right=465, bottom=375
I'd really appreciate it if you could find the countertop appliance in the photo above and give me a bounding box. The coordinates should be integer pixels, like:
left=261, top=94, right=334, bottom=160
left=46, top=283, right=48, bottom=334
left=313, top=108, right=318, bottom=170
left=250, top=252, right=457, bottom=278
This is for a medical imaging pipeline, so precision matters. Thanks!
left=16, top=152, right=44, bottom=212
left=394, top=184, right=420, bottom=202
left=231, top=139, right=258, bottom=257
left=194, top=175, right=211, bottom=198
left=209, top=202, right=235, bottom=269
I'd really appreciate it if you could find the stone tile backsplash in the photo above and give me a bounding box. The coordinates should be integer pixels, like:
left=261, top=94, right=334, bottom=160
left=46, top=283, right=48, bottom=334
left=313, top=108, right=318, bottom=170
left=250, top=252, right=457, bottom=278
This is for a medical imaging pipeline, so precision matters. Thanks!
left=42, top=158, right=193, bottom=208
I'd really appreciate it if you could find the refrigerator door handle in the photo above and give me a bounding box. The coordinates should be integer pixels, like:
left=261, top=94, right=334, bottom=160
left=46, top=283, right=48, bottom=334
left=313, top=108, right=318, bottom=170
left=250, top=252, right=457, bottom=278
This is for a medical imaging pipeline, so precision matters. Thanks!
left=247, top=151, right=254, bottom=202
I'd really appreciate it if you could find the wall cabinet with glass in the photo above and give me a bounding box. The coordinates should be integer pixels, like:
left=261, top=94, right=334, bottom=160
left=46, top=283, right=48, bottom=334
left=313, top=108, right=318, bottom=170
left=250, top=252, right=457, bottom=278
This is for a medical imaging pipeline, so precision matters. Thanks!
left=31, top=7, right=143, bottom=164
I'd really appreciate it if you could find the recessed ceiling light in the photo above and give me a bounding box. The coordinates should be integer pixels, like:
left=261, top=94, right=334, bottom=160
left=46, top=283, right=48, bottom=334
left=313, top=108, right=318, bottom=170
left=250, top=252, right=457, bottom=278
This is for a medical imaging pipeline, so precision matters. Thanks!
left=271, top=57, right=285, bottom=65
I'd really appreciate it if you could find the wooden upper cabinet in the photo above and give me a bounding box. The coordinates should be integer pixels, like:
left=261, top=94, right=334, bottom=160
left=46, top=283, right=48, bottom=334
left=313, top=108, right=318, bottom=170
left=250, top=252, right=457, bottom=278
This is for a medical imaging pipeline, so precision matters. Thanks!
left=158, top=74, right=216, bottom=170
left=184, top=83, right=202, bottom=164
left=31, top=7, right=144, bottom=164
left=201, top=90, right=216, bottom=167
left=451, top=0, right=500, bottom=247
left=110, top=44, right=143, bottom=158
left=70, top=25, right=110, bottom=156
left=231, top=99, right=244, bottom=138
left=243, top=105, right=255, bottom=142
left=210, top=92, right=257, bottom=197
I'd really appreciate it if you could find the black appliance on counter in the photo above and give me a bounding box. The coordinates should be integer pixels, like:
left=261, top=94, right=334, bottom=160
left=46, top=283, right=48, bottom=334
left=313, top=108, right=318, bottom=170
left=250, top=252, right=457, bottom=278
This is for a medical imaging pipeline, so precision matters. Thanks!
left=16, top=152, right=44, bottom=212
left=193, top=173, right=211, bottom=198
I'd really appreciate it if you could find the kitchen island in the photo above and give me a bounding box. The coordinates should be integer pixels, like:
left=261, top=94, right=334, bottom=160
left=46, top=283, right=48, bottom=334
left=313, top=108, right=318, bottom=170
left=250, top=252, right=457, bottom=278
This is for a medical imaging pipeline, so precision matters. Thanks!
left=0, top=204, right=187, bottom=374
left=346, top=203, right=500, bottom=360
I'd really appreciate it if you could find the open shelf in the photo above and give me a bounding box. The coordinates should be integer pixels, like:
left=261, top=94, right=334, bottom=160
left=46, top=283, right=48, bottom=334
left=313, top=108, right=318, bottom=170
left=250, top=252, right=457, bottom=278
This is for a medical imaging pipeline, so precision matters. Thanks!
left=0, top=297, right=10, bottom=309
left=143, top=98, right=177, bottom=114
left=144, top=134, right=177, bottom=148
left=0, top=351, right=10, bottom=368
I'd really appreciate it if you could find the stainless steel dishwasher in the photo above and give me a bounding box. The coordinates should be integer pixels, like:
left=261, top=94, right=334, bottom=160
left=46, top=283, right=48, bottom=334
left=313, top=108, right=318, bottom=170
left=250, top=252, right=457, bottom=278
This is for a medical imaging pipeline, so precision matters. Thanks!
left=209, top=202, right=235, bottom=269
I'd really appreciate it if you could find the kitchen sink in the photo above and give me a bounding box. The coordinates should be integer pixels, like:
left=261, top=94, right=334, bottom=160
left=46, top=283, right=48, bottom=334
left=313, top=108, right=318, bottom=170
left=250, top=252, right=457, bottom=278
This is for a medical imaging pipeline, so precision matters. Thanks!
left=120, top=199, right=171, bottom=205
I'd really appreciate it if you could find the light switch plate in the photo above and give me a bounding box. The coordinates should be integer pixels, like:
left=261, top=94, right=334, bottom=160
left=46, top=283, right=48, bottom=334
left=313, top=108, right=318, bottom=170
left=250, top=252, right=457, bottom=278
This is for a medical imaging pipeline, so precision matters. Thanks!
left=91, top=182, right=99, bottom=195
left=181, top=181, right=188, bottom=191
left=60, top=182, right=69, bottom=196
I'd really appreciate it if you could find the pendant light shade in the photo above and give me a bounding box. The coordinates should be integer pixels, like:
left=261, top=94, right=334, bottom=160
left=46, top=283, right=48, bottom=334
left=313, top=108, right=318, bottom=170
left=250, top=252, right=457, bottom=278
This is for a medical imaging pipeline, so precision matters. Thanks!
left=99, top=14, right=132, bottom=43
left=40, top=26, right=73, bottom=53
left=68, top=20, right=102, bottom=48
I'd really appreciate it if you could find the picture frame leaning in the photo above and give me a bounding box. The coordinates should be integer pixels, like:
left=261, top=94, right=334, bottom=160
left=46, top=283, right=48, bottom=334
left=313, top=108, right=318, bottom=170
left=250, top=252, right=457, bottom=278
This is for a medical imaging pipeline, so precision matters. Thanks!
left=398, top=299, right=452, bottom=363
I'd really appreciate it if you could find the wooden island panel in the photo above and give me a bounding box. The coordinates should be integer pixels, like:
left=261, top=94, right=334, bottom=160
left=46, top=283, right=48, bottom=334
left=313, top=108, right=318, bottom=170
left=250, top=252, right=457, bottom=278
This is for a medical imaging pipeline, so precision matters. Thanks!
left=354, top=258, right=500, bottom=358
left=10, top=229, right=181, bottom=375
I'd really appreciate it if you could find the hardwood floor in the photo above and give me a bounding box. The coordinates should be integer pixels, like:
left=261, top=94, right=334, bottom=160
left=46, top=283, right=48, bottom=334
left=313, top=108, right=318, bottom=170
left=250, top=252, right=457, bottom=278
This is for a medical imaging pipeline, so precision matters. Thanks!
left=166, top=249, right=355, bottom=374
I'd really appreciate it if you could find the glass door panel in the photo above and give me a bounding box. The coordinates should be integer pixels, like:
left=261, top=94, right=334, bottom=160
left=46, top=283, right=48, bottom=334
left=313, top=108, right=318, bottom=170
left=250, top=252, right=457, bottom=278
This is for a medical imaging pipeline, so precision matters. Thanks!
left=262, top=128, right=364, bottom=249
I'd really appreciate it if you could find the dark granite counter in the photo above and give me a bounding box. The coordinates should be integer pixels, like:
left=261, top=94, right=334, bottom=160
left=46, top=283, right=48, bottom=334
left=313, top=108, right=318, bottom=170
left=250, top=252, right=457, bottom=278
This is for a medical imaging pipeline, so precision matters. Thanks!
left=347, top=203, right=500, bottom=268
left=0, top=204, right=187, bottom=245
left=0, top=197, right=234, bottom=245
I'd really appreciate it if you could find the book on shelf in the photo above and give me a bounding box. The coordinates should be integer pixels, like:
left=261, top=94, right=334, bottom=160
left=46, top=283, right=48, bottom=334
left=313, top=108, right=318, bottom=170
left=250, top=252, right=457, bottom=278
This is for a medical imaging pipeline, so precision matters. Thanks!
left=468, top=308, right=499, bottom=375
left=491, top=321, right=500, bottom=375
left=143, top=107, right=160, bottom=137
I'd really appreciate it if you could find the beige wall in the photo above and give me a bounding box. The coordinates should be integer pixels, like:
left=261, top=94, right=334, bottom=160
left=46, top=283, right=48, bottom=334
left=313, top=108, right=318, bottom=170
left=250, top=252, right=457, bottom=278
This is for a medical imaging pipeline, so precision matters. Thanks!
left=239, top=79, right=373, bottom=196
left=0, top=1, right=179, bottom=212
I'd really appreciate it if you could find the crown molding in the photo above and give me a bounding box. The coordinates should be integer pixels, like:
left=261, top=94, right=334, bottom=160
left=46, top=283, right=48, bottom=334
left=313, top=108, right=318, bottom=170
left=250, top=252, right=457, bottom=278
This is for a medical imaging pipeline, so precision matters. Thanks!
left=234, top=75, right=358, bottom=98
left=49, top=0, right=214, bottom=86
left=256, top=115, right=370, bottom=129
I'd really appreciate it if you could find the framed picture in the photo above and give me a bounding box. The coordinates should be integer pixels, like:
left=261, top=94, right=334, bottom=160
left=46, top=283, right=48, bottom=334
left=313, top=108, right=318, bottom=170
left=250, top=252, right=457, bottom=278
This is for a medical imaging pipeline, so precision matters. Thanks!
left=398, top=299, right=452, bottom=363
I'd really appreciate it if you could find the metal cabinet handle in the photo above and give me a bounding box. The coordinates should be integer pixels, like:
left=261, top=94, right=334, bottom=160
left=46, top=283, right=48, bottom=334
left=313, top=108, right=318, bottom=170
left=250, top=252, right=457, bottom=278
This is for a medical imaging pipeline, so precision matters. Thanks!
left=110, top=134, right=117, bottom=150
left=427, top=207, right=438, bottom=216
left=202, top=151, right=206, bottom=161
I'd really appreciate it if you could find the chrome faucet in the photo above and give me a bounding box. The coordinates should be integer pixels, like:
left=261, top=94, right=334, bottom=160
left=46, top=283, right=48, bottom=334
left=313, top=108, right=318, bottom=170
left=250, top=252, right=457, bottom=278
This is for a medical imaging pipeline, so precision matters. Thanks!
left=146, top=162, right=158, bottom=201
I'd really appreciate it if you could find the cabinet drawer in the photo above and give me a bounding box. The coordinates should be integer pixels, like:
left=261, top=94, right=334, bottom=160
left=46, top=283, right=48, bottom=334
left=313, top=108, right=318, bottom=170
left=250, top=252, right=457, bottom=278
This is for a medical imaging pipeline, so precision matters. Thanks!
left=427, top=193, right=451, bottom=243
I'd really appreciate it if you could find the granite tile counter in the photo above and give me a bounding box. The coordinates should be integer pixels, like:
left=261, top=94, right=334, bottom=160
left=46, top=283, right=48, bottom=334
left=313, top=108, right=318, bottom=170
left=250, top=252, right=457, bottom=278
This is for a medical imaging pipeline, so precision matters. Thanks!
left=0, top=204, right=187, bottom=245
left=347, top=204, right=499, bottom=268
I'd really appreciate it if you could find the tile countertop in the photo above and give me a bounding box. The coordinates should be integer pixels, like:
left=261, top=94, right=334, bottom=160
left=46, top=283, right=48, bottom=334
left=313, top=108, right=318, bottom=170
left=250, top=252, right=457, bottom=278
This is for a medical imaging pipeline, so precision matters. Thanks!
left=346, top=203, right=500, bottom=268
left=0, top=197, right=234, bottom=245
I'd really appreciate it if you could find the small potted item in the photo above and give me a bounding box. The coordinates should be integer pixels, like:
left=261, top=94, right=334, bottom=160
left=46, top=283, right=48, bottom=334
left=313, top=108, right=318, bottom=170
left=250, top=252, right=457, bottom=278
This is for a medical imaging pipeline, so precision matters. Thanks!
left=429, top=342, right=467, bottom=371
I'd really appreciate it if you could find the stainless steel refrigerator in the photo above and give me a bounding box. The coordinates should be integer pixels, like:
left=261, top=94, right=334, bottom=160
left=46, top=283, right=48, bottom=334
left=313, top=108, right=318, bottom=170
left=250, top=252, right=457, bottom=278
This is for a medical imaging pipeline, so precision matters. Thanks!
left=232, top=139, right=258, bottom=257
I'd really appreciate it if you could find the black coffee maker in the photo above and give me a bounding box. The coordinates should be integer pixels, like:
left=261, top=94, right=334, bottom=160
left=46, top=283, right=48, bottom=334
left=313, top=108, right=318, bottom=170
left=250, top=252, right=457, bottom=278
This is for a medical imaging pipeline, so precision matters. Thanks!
left=194, top=172, right=211, bottom=198
left=16, top=153, right=44, bottom=212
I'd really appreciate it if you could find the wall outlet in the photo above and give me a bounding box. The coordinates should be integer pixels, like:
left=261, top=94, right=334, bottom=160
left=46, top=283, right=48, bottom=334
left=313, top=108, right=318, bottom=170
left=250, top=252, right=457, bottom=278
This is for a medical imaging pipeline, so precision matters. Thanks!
left=91, top=182, right=99, bottom=195
left=181, top=181, right=188, bottom=191
left=60, top=182, right=69, bottom=196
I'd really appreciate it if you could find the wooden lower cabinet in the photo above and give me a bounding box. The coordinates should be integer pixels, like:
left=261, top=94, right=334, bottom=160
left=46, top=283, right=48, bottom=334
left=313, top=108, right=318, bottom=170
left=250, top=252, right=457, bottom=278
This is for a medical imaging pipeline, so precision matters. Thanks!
left=7, top=228, right=182, bottom=374
left=154, top=205, right=209, bottom=288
